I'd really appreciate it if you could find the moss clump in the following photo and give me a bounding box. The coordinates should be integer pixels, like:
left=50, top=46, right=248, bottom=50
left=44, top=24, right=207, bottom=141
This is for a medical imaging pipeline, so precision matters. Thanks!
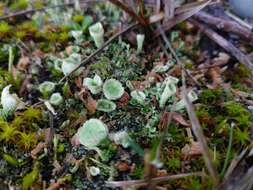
left=10, top=0, right=28, bottom=11
left=0, top=108, right=42, bottom=150
left=73, top=15, right=84, bottom=23
left=223, top=101, right=252, bottom=126
left=199, top=88, right=222, bottom=105
left=0, top=22, right=11, bottom=38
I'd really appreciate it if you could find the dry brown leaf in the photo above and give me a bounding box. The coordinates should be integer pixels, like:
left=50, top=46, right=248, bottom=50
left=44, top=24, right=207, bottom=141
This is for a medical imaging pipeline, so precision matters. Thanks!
left=181, top=141, right=202, bottom=160
left=115, top=161, right=130, bottom=172
left=19, top=75, right=32, bottom=97
left=156, top=169, right=168, bottom=177
left=172, top=112, right=190, bottom=126
left=85, top=95, right=97, bottom=114
left=17, top=56, right=30, bottom=72
left=158, top=112, right=170, bottom=130
left=32, top=50, right=45, bottom=58
left=31, top=142, right=46, bottom=159
left=209, top=67, right=223, bottom=88
left=117, top=91, right=130, bottom=107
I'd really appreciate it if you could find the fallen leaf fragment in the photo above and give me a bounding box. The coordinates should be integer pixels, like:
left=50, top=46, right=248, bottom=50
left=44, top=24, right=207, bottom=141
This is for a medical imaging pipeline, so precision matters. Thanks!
left=181, top=141, right=202, bottom=160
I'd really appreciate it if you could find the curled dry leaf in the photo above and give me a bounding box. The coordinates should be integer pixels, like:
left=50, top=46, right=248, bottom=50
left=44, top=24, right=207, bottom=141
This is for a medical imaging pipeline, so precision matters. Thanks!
left=157, top=169, right=168, bottom=177
left=19, top=75, right=32, bottom=97
left=31, top=142, right=46, bottom=159
left=209, top=67, right=223, bottom=88
left=17, top=56, right=30, bottom=72
left=181, top=141, right=202, bottom=160
left=32, top=50, right=45, bottom=58
left=115, top=161, right=130, bottom=172
left=172, top=112, right=190, bottom=127
left=85, top=95, right=97, bottom=114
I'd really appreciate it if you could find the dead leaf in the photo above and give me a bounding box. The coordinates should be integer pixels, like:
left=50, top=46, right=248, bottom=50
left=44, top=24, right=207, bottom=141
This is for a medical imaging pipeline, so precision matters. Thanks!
left=31, top=142, right=46, bottom=159
left=158, top=112, right=170, bottom=130
left=117, top=91, right=130, bottom=107
left=172, top=112, right=190, bottom=126
left=181, top=141, right=202, bottom=160
left=85, top=94, right=97, bottom=114
left=17, top=56, right=30, bottom=72
left=115, top=161, right=130, bottom=172
left=209, top=67, right=223, bottom=88
left=157, top=169, right=167, bottom=177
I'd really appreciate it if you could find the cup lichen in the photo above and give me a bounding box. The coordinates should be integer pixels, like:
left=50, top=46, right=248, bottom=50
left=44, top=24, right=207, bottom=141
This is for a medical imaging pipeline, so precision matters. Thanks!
left=76, top=118, right=108, bottom=149
left=89, top=22, right=104, bottom=48
left=103, top=79, right=124, bottom=100
left=96, top=99, right=116, bottom=112
left=83, top=74, right=103, bottom=95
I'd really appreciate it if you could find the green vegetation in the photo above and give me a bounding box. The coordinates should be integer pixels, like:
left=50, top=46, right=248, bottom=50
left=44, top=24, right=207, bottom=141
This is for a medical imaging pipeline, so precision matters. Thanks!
left=0, top=1, right=252, bottom=189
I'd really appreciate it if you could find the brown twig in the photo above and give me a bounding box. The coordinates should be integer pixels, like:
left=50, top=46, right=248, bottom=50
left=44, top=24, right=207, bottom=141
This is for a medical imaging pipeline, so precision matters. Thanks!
left=190, top=19, right=253, bottom=76
left=194, top=11, right=253, bottom=42
left=108, top=0, right=148, bottom=25
left=59, top=23, right=138, bottom=83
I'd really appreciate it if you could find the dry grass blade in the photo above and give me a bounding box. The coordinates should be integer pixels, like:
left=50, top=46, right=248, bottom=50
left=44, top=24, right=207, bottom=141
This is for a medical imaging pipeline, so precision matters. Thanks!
left=106, top=172, right=206, bottom=188
left=190, top=19, right=253, bottom=76
left=182, top=89, right=219, bottom=185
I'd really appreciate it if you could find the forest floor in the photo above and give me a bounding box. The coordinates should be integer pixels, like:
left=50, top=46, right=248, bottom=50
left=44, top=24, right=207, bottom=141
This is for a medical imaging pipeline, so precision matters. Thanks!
left=1, top=0, right=253, bottom=190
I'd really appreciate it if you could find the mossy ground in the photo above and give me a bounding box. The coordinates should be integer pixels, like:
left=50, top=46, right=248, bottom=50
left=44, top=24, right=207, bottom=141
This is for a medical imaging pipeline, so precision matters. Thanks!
left=0, top=1, right=253, bottom=190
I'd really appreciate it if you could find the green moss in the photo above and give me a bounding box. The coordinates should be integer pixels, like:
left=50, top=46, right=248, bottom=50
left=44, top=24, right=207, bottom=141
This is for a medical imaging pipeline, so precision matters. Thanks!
left=22, top=161, right=40, bottom=190
left=166, top=157, right=181, bottom=171
left=73, top=15, right=84, bottom=23
left=17, top=132, right=37, bottom=150
left=223, top=101, right=251, bottom=126
left=33, top=1, right=44, bottom=9
left=237, top=64, right=251, bottom=78
left=10, top=0, right=28, bottom=11
left=232, top=83, right=251, bottom=93
left=15, top=31, right=26, bottom=39
left=130, top=165, right=144, bottom=179
left=2, top=153, right=19, bottom=166
left=199, top=88, right=222, bottom=105
left=17, top=21, right=38, bottom=35
left=234, top=127, right=250, bottom=145
left=22, top=107, right=42, bottom=123
left=0, top=22, right=11, bottom=38
left=58, top=32, right=69, bottom=43
left=0, top=121, right=17, bottom=143
left=196, top=106, right=214, bottom=127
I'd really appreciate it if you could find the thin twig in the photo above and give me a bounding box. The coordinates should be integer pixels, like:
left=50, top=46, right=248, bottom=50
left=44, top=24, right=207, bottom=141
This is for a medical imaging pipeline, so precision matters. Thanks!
left=59, top=23, right=138, bottom=83
left=194, top=11, right=253, bottom=42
